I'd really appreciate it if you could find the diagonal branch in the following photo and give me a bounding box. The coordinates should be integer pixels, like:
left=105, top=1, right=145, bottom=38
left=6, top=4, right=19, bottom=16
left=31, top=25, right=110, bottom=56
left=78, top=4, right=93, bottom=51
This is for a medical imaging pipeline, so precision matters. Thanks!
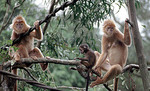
left=36, top=0, right=56, bottom=48
left=0, top=70, right=61, bottom=91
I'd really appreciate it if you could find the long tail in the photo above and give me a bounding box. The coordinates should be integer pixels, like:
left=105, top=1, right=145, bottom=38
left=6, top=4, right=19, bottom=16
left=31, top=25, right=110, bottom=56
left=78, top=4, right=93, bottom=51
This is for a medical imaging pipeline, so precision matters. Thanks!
left=86, top=70, right=90, bottom=91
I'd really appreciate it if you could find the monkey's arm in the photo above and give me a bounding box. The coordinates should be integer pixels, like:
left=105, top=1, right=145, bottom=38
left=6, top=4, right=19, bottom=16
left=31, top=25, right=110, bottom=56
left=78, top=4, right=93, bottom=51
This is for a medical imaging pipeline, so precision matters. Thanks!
left=76, top=57, right=88, bottom=61
left=124, top=19, right=131, bottom=46
left=94, top=37, right=108, bottom=69
left=30, top=20, right=43, bottom=41
left=116, top=19, right=131, bottom=46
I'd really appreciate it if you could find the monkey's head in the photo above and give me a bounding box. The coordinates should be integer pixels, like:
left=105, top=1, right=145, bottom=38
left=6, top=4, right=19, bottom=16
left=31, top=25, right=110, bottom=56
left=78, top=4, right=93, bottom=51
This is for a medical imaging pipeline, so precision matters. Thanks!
left=79, top=44, right=89, bottom=54
left=103, top=19, right=116, bottom=37
left=10, top=15, right=29, bottom=34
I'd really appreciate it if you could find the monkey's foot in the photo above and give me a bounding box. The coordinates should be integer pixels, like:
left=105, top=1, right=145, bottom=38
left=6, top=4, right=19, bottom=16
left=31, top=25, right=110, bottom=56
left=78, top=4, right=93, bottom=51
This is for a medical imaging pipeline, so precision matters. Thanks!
left=90, top=78, right=103, bottom=88
left=46, top=56, right=50, bottom=59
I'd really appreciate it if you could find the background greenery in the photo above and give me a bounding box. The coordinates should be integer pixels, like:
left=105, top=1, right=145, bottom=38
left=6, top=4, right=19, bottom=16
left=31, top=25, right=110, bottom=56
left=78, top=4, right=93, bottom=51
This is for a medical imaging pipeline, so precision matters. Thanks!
left=0, top=0, right=149, bottom=91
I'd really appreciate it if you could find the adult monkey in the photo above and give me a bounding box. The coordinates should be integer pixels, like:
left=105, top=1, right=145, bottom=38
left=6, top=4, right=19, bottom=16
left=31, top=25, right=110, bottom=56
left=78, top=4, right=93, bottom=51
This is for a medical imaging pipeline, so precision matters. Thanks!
left=90, top=19, right=131, bottom=90
left=9, top=15, right=48, bottom=91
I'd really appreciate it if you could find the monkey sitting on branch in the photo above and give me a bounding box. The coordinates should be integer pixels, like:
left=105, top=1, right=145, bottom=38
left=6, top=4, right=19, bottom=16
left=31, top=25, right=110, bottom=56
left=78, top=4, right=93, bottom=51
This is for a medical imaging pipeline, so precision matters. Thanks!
left=90, top=19, right=131, bottom=91
left=75, top=44, right=111, bottom=91
left=9, top=15, right=48, bottom=91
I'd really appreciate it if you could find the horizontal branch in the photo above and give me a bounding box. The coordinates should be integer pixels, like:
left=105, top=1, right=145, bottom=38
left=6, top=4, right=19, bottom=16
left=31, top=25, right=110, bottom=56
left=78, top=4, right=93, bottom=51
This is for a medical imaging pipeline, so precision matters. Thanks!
left=123, top=64, right=150, bottom=73
left=3, top=57, right=80, bottom=69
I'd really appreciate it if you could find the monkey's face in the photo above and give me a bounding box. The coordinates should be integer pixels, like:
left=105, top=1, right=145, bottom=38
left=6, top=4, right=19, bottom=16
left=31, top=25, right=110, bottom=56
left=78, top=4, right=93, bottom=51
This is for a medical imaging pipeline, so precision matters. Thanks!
left=103, top=19, right=116, bottom=37
left=14, top=21, right=25, bottom=34
left=79, top=44, right=89, bottom=54
left=104, top=26, right=114, bottom=37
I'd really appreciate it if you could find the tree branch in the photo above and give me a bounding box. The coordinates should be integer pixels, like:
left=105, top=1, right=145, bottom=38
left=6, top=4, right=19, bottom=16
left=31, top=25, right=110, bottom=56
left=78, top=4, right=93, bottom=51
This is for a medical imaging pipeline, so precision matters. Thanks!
left=36, top=0, right=56, bottom=48
left=14, top=67, right=37, bottom=81
left=3, top=58, right=80, bottom=69
left=0, top=70, right=61, bottom=91
left=2, top=58, right=150, bottom=91
left=123, top=64, right=150, bottom=73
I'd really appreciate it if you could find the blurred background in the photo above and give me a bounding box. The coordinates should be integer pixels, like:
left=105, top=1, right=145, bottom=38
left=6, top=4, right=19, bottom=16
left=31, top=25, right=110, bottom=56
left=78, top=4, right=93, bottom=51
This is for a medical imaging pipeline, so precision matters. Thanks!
left=0, top=0, right=149, bottom=91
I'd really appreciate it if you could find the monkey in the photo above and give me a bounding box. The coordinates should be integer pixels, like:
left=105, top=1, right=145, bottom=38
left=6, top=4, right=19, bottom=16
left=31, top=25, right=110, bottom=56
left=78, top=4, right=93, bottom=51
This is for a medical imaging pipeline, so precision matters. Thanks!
left=75, top=44, right=96, bottom=91
left=90, top=19, right=131, bottom=91
left=9, top=15, right=48, bottom=91
left=75, top=44, right=111, bottom=91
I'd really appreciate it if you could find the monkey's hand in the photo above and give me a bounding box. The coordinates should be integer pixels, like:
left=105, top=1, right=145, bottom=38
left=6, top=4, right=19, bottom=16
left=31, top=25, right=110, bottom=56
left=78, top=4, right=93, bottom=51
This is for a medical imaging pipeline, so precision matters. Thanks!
left=30, top=56, right=38, bottom=60
left=34, top=20, right=40, bottom=30
left=76, top=58, right=88, bottom=61
left=93, top=65, right=100, bottom=71
left=125, top=18, right=129, bottom=22
left=125, top=18, right=133, bottom=27
left=46, top=56, right=51, bottom=59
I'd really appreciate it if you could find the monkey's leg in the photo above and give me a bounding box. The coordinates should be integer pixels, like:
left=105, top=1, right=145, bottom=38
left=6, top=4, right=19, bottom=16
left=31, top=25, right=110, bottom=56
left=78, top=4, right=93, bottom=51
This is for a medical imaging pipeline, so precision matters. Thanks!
left=90, top=64, right=122, bottom=88
left=17, top=45, right=29, bottom=58
left=29, top=47, right=48, bottom=71
left=13, top=45, right=29, bottom=91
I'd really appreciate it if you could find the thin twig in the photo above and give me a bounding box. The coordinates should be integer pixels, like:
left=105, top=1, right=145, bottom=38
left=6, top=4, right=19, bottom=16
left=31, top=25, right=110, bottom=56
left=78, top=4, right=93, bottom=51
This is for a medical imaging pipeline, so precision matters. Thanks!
left=13, top=67, right=37, bottom=81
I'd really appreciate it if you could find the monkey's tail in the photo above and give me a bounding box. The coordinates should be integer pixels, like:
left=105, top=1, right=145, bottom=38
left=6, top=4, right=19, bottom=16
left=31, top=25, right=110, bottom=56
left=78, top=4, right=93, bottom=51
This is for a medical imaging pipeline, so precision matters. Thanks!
left=85, top=70, right=90, bottom=91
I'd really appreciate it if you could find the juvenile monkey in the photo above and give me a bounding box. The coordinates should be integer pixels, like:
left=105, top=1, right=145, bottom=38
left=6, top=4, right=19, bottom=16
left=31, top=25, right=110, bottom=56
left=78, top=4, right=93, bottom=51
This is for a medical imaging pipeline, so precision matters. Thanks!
left=9, top=15, right=48, bottom=91
left=90, top=19, right=131, bottom=90
left=76, top=44, right=96, bottom=91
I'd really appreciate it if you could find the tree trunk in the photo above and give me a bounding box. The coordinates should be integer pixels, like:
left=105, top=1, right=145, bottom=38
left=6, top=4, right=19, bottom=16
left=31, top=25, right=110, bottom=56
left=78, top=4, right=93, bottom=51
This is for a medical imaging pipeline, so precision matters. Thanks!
left=127, top=0, right=150, bottom=91
left=0, top=64, right=15, bottom=91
